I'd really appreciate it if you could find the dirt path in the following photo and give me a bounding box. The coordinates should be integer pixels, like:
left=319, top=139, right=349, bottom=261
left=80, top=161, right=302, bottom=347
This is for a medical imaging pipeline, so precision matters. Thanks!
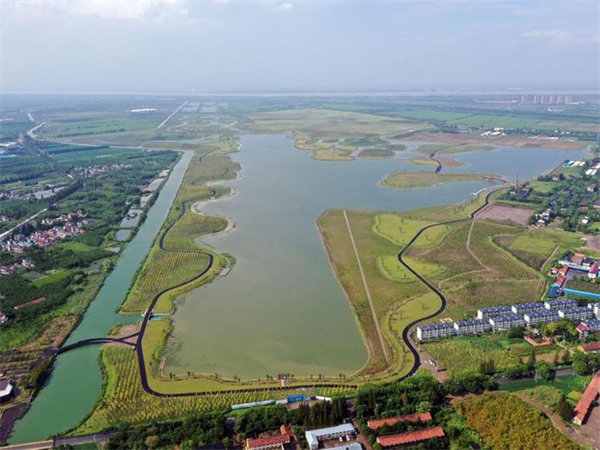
left=343, top=210, right=389, bottom=365
left=466, top=219, right=491, bottom=271
left=541, top=244, right=560, bottom=272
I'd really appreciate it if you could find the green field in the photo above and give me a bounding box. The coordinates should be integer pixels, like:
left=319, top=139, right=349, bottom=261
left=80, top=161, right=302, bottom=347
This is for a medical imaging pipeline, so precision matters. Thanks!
left=425, top=335, right=521, bottom=375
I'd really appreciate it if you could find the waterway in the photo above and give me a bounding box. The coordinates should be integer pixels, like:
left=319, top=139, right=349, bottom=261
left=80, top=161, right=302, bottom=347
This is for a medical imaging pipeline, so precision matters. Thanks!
left=164, top=134, right=587, bottom=380
left=9, top=152, right=193, bottom=444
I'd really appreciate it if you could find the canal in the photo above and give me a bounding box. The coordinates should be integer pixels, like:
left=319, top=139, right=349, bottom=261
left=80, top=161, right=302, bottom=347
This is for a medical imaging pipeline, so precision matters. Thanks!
left=9, top=152, right=193, bottom=444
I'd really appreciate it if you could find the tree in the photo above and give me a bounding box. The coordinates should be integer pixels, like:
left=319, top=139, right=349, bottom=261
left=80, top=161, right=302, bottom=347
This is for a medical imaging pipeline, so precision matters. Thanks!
left=535, top=361, right=553, bottom=381
left=556, top=394, right=573, bottom=421
left=145, top=435, right=160, bottom=449
left=526, top=351, right=536, bottom=369
left=561, top=349, right=571, bottom=365
left=503, top=363, right=530, bottom=379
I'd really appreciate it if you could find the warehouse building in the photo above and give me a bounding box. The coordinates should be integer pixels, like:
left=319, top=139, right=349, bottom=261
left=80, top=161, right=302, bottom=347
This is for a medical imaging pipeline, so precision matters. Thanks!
left=305, top=424, right=355, bottom=450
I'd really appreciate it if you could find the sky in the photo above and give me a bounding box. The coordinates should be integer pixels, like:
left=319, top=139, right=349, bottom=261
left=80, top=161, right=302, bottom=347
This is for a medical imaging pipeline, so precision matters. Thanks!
left=0, top=0, right=598, bottom=93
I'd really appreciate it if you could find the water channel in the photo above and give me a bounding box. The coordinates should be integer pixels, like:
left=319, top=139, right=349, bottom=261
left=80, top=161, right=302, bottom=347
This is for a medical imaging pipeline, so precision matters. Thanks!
left=9, top=135, right=587, bottom=442
left=9, top=152, right=193, bottom=444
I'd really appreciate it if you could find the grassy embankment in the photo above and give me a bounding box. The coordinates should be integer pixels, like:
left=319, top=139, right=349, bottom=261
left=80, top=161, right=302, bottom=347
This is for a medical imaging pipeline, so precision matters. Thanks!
left=245, top=108, right=426, bottom=161
left=73, top=346, right=353, bottom=435
left=382, top=171, right=501, bottom=189
left=316, top=193, right=491, bottom=382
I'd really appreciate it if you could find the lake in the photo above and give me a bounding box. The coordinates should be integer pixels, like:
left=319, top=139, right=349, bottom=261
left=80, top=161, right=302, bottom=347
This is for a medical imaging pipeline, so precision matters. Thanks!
left=163, top=134, right=585, bottom=379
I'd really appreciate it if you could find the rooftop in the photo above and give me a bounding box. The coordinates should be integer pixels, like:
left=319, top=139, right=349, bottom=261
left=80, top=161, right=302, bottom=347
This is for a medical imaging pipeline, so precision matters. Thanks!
left=573, top=372, right=600, bottom=424
left=246, top=433, right=290, bottom=449
left=582, top=342, right=600, bottom=352
left=376, top=426, right=446, bottom=447
left=367, top=412, right=432, bottom=430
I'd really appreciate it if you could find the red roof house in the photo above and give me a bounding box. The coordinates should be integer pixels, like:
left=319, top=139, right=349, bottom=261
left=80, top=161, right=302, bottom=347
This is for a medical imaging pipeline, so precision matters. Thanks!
left=580, top=342, right=600, bottom=353
left=573, top=372, right=600, bottom=425
left=376, top=426, right=446, bottom=447
left=368, top=412, right=433, bottom=430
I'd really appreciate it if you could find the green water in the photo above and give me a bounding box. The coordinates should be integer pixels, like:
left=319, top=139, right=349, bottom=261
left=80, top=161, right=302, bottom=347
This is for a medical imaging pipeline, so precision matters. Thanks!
left=9, top=152, right=193, bottom=444
left=164, top=134, right=586, bottom=379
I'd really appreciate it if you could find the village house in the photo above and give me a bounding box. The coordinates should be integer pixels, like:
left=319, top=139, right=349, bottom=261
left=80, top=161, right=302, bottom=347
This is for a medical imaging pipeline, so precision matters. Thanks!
left=573, top=372, right=600, bottom=425
left=376, top=426, right=446, bottom=448
left=245, top=425, right=292, bottom=450
left=579, top=342, right=600, bottom=353
left=367, top=412, right=432, bottom=430
left=0, top=312, right=8, bottom=324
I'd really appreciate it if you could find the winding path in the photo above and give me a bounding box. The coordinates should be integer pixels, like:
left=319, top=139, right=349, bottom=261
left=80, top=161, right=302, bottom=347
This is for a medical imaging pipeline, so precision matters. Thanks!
left=395, top=187, right=500, bottom=378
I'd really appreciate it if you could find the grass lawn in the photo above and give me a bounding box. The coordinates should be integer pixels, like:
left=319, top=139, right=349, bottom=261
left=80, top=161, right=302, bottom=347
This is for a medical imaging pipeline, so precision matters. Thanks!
left=528, top=180, right=558, bottom=194
left=499, top=374, right=592, bottom=396
left=31, top=269, right=69, bottom=287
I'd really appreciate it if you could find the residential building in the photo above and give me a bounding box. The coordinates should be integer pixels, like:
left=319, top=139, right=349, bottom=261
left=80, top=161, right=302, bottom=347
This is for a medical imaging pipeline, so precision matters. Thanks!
left=0, top=312, right=7, bottom=324
left=524, top=310, right=561, bottom=326
left=453, top=319, right=492, bottom=335
left=477, top=306, right=512, bottom=320
left=580, top=342, right=600, bottom=353
left=577, top=323, right=591, bottom=339
left=245, top=425, right=291, bottom=450
left=305, top=424, right=355, bottom=450
left=489, top=314, right=525, bottom=331
left=544, top=298, right=578, bottom=310
left=558, top=307, right=593, bottom=321
left=573, top=372, right=600, bottom=425
left=376, top=426, right=446, bottom=448
left=368, top=412, right=432, bottom=430
left=589, top=264, right=599, bottom=279
left=589, top=303, right=600, bottom=318
left=583, top=319, right=600, bottom=333
left=416, top=323, right=456, bottom=341
left=512, top=302, right=546, bottom=315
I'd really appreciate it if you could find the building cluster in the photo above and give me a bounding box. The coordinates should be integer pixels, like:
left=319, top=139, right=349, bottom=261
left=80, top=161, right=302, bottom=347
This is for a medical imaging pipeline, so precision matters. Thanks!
left=0, top=258, right=35, bottom=277
left=417, top=299, right=600, bottom=342
left=0, top=213, right=87, bottom=254
left=71, top=163, right=133, bottom=178
left=367, top=412, right=446, bottom=448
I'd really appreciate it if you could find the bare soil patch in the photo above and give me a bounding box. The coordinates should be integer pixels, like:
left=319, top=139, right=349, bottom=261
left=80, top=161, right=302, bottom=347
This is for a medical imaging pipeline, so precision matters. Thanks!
left=581, top=234, right=600, bottom=253
left=476, top=204, right=533, bottom=225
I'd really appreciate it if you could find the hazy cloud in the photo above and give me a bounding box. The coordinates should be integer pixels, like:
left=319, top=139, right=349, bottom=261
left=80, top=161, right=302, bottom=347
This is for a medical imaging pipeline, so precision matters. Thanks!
left=521, top=29, right=598, bottom=44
